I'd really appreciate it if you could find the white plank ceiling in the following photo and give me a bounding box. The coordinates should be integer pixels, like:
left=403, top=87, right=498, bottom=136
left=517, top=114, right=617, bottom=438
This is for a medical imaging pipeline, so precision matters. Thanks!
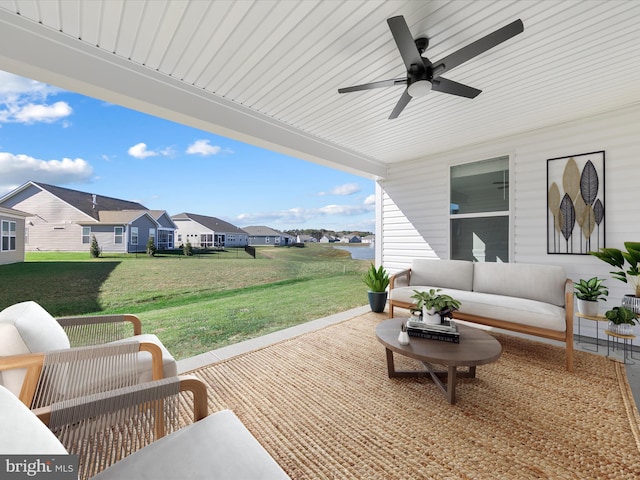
left=0, top=0, right=639, bottom=179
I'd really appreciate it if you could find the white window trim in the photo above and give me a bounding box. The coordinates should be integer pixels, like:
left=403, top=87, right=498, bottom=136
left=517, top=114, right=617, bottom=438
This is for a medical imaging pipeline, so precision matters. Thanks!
left=1, top=220, right=16, bottom=252
left=448, top=154, right=513, bottom=261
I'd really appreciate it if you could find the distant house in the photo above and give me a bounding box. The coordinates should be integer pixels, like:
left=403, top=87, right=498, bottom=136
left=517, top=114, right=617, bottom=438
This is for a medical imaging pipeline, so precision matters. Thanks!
left=0, top=181, right=175, bottom=253
left=319, top=235, right=337, bottom=243
left=244, top=226, right=294, bottom=247
left=361, top=235, right=375, bottom=244
left=339, top=235, right=362, bottom=243
left=149, top=211, right=178, bottom=250
left=0, top=206, right=30, bottom=265
left=296, top=234, right=317, bottom=243
left=171, top=213, right=248, bottom=248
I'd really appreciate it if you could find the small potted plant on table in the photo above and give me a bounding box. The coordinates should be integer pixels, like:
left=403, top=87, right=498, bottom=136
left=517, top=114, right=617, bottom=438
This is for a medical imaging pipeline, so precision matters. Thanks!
left=604, top=306, right=638, bottom=336
left=591, top=242, right=640, bottom=313
left=411, top=288, right=461, bottom=325
left=363, top=263, right=390, bottom=313
left=574, top=277, right=608, bottom=316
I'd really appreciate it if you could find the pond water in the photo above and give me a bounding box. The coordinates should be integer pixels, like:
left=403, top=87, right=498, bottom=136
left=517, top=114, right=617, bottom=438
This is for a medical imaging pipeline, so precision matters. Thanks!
left=333, top=245, right=374, bottom=260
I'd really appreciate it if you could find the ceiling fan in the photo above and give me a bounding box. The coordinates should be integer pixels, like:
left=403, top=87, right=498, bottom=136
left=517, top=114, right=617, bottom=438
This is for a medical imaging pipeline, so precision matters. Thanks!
left=338, top=16, right=524, bottom=119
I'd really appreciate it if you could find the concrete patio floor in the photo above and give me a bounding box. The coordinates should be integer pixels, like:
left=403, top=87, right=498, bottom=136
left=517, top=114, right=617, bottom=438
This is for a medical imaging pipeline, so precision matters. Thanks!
left=177, top=305, right=640, bottom=411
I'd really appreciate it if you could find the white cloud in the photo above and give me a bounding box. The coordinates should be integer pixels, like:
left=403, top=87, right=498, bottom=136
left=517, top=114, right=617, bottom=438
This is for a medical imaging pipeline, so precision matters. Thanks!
left=127, top=142, right=175, bottom=159
left=236, top=202, right=374, bottom=227
left=0, top=151, right=94, bottom=194
left=186, top=139, right=222, bottom=156
left=13, top=101, right=73, bottom=124
left=128, top=143, right=158, bottom=159
left=364, top=194, right=375, bottom=205
left=319, top=183, right=361, bottom=196
left=0, top=71, right=71, bottom=125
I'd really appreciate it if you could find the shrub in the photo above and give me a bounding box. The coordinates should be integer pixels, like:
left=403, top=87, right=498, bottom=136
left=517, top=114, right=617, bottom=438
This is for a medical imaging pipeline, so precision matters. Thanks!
left=183, top=241, right=193, bottom=256
left=90, top=236, right=101, bottom=258
left=146, top=237, right=157, bottom=257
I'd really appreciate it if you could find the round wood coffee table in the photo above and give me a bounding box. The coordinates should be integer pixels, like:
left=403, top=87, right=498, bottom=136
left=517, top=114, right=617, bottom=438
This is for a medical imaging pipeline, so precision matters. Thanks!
left=375, top=318, right=503, bottom=404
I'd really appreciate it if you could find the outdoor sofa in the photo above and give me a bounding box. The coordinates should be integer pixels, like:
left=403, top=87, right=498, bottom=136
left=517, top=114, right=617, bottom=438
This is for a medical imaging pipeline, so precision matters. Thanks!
left=388, top=259, right=574, bottom=371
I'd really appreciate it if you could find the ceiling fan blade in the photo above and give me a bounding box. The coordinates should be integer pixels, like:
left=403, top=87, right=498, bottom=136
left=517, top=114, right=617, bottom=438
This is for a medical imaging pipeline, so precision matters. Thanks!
left=387, top=16, right=425, bottom=72
left=431, top=19, right=523, bottom=77
left=432, top=77, right=481, bottom=98
left=389, top=89, right=412, bottom=119
left=338, top=77, right=407, bottom=94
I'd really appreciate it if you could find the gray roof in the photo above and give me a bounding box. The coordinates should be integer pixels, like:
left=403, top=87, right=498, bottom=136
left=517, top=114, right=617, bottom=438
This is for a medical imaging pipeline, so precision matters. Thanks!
left=243, top=226, right=287, bottom=237
left=34, top=182, right=147, bottom=221
left=172, top=213, right=246, bottom=234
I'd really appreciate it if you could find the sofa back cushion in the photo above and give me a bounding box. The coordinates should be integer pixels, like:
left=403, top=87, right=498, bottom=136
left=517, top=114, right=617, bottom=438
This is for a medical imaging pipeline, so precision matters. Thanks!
left=410, top=259, right=474, bottom=291
left=0, top=301, right=71, bottom=395
left=473, top=263, right=567, bottom=307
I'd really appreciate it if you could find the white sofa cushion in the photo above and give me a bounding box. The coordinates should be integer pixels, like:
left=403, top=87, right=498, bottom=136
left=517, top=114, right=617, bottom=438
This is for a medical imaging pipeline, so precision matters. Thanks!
left=410, top=259, right=474, bottom=291
left=389, top=286, right=566, bottom=332
left=473, top=262, right=567, bottom=307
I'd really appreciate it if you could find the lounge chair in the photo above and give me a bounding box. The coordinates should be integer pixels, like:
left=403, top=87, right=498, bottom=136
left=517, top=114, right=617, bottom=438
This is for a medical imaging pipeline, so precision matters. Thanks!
left=0, top=301, right=177, bottom=404
left=0, top=378, right=291, bottom=480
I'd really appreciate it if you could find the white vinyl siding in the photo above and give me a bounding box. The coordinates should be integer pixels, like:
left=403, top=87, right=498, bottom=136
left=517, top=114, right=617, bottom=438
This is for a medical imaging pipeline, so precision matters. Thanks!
left=380, top=103, right=640, bottom=339
left=0, top=185, right=96, bottom=252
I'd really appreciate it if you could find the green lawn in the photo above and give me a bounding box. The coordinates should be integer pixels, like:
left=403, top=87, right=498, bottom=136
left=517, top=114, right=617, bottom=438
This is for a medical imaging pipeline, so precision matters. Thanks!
left=0, top=245, right=372, bottom=359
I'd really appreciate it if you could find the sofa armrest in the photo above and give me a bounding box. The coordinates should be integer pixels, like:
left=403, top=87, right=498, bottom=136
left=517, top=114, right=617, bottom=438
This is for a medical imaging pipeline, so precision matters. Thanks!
left=390, top=269, right=411, bottom=290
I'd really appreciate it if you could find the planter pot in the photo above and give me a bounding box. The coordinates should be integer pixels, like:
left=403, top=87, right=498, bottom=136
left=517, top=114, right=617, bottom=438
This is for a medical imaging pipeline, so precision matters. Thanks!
left=367, top=291, right=388, bottom=313
left=422, top=307, right=441, bottom=325
left=608, top=321, right=634, bottom=336
left=621, top=295, right=640, bottom=314
left=577, top=299, right=599, bottom=316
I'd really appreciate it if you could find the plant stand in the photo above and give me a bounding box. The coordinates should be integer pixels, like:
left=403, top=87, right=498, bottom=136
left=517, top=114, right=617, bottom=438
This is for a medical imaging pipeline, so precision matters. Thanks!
left=604, top=330, right=637, bottom=364
left=575, top=312, right=607, bottom=352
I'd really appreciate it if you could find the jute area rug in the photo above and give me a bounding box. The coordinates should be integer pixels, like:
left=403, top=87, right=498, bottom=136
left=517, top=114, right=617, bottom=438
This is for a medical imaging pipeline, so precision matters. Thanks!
left=184, top=312, right=640, bottom=479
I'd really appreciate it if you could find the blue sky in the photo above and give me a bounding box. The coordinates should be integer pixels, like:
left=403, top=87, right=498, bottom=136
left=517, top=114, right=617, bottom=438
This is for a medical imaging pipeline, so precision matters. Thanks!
left=0, top=70, right=375, bottom=232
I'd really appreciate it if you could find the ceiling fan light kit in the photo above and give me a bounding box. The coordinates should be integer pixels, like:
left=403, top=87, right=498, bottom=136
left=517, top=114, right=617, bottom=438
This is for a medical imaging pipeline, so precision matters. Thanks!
left=338, top=16, right=524, bottom=119
left=407, top=80, right=432, bottom=98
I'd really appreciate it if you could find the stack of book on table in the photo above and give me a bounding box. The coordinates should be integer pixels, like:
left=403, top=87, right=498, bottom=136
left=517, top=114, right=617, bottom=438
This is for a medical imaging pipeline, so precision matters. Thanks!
left=406, top=318, right=460, bottom=343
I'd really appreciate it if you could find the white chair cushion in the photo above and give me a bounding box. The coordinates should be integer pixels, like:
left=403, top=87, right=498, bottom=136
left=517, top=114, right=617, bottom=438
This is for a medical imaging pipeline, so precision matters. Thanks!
left=109, top=334, right=178, bottom=381
left=0, top=385, right=67, bottom=454
left=92, top=410, right=290, bottom=480
left=0, top=301, right=71, bottom=396
left=0, top=301, right=70, bottom=352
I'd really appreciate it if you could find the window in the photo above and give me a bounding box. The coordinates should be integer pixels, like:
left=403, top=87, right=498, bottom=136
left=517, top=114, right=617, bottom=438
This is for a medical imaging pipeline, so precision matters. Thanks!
left=130, top=227, right=138, bottom=245
left=1, top=220, right=16, bottom=251
left=81, top=226, right=91, bottom=244
left=115, top=226, right=124, bottom=244
left=149, top=228, right=155, bottom=240
left=450, top=156, right=510, bottom=262
left=200, top=233, right=213, bottom=248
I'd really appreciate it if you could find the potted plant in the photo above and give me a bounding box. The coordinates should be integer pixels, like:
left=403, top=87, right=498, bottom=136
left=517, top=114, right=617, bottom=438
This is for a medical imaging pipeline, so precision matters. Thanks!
left=604, top=306, right=638, bottom=336
left=411, top=289, right=461, bottom=325
left=573, top=277, right=608, bottom=316
left=363, top=263, right=390, bottom=313
left=591, top=241, right=640, bottom=313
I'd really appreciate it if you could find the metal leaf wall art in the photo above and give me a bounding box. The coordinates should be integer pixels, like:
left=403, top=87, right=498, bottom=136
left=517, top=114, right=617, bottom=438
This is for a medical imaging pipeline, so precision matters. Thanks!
left=547, top=151, right=605, bottom=254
